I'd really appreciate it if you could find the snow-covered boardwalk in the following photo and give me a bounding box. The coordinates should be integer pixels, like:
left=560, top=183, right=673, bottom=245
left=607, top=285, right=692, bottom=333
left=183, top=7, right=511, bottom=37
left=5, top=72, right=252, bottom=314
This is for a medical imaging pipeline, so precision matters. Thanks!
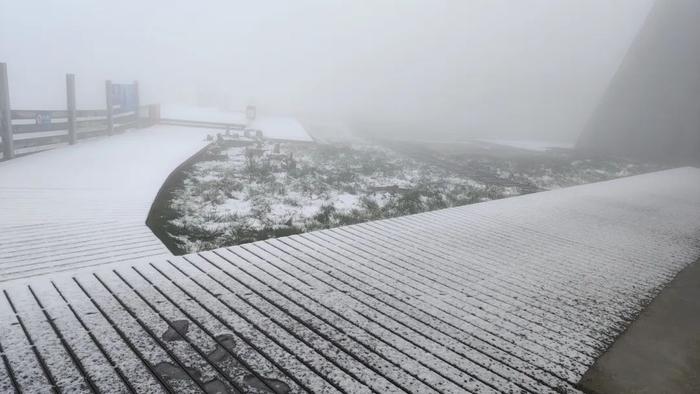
left=1, top=167, right=699, bottom=393
left=0, top=125, right=213, bottom=282
left=160, top=105, right=314, bottom=142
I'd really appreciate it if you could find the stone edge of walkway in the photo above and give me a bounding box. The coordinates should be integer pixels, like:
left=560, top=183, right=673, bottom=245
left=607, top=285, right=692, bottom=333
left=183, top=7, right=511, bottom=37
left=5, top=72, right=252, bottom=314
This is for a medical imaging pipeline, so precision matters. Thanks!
left=578, top=256, right=700, bottom=394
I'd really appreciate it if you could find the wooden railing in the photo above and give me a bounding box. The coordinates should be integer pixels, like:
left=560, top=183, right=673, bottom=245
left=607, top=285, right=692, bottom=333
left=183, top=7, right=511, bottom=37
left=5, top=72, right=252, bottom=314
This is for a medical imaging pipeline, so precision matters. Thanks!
left=159, top=118, right=246, bottom=130
left=0, top=105, right=160, bottom=159
left=0, top=63, right=161, bottom=160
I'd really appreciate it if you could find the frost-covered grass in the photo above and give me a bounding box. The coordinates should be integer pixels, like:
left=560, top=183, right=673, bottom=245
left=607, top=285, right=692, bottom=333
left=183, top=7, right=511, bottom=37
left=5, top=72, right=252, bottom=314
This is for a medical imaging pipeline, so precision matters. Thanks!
left=159, top=138, right=662, bottom=254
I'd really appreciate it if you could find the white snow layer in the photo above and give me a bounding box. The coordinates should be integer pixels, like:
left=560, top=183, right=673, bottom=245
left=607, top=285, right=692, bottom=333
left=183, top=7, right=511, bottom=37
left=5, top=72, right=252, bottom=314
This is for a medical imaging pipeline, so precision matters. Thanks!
left=0, top=125, right=214, bottom=282
left=477, top=139, right=574, bottom=152
left=1, top=167, right=699, bottom=394
left=161, top=104, right=314, bottom=142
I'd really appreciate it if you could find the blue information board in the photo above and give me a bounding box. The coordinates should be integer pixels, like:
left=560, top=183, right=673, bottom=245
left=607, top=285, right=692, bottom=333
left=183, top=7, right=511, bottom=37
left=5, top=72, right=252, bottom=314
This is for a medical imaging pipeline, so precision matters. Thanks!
left=111, top=84, right=138, bottom=113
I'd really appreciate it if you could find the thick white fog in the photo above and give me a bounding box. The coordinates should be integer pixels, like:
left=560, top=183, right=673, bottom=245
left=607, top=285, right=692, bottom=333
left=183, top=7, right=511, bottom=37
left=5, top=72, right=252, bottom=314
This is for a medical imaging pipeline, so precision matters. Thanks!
left=1, top=0, right=653, bottom=141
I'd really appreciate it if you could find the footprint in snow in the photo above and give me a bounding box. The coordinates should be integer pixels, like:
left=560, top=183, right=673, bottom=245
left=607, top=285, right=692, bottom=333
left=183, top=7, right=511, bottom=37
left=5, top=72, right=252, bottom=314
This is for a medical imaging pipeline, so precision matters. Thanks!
left=243, top=375, right=291, bottom=393
left=154, top=361, right=201, bottom=381
left=162, top=319, right=189, bottom=341
left=207, top=334, right=238, bottom=363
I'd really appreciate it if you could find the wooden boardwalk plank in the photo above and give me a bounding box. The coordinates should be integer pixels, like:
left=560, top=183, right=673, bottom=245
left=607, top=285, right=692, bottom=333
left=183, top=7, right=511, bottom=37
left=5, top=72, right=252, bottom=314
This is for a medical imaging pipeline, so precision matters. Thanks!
left=0, top=125, right=213, bottom=282
left=0, top=167, right=699, bottom=393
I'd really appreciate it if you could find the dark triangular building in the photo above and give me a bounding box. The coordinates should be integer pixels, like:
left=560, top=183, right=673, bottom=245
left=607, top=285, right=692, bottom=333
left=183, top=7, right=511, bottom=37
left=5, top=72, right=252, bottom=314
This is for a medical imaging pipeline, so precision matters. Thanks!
left=577, top=0, right=700, bottom=164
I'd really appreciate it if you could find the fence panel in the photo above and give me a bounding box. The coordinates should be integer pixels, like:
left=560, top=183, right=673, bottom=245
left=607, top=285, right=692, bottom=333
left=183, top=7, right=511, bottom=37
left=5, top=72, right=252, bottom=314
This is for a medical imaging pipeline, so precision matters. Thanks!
left=0, top=69, right=154, bottom=160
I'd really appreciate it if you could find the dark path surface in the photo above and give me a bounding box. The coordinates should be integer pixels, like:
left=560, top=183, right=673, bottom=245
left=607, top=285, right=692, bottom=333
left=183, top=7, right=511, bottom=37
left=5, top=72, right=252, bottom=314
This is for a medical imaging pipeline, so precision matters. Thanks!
left=579, top=257, right=700, bottom=394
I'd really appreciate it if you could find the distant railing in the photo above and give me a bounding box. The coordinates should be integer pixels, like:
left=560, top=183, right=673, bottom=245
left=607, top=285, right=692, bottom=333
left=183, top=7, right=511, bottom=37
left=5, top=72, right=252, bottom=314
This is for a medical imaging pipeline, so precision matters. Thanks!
left=159, top=118, right=246, bottom=130
left=0, top=62, right=161, bottom=160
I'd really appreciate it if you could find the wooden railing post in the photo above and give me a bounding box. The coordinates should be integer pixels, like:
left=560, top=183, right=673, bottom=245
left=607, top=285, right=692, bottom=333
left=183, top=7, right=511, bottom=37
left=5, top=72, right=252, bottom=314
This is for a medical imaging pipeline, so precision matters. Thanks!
left=133, top=80, right=140, bottom=126
left=66, top=74, right=76, bottom=144
left=149, top=103, right=160, bottom=126
left=0, top=63, right=14, bottom=159
left=105, top=80, right=113, bottom=135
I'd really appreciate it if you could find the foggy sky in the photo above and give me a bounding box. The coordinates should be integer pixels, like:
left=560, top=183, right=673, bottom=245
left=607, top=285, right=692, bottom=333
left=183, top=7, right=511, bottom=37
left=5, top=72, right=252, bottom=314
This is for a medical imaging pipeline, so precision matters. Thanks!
left=0, top=0, right=654, bottom=142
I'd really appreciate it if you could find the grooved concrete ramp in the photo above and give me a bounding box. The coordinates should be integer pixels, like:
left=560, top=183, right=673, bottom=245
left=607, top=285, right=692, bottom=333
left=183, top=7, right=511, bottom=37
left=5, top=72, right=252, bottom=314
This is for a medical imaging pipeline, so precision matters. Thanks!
left=0, top=125, right=213, bottom=282
left=1, top=167, right=699, bottom=393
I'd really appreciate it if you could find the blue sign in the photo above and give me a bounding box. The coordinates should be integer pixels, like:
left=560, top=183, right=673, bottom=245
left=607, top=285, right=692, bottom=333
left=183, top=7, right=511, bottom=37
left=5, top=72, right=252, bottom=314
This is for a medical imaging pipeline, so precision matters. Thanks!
left=35, top=112, right=51, bottom=125
left=111, top=84, right=138, bottom=113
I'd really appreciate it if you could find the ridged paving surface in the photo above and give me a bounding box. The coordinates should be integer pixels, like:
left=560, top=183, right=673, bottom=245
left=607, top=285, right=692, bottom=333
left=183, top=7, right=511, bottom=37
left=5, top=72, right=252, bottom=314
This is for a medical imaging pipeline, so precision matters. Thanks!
left=1, top=167, right=699, bottom=393
left=0, top=126, right=213, bottom=282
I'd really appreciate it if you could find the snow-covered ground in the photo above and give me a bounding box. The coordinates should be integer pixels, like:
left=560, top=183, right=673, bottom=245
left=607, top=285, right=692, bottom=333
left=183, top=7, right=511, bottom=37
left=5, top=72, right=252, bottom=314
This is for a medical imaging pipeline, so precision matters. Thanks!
left=0, top=125, right=214, bottom=282
left=160, top=104, right=248, bottom=124
left=161, top=139, right=661, bottom=253
left=250, top=116, right=314, bottom=142
left=160, top=104, right=314, bottom=142
left=476, top=139, right=574, bottom=152
left=1, top=167, right=699, bottom=393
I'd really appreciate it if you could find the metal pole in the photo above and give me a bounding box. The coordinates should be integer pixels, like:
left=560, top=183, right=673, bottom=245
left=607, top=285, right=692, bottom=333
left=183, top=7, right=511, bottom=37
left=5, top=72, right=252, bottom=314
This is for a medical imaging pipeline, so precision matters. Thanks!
left=0, top=63, right=14, bottom=159
left=66, top=73, right=76, bottom=144
left=105, top=80, right=113, bottom=135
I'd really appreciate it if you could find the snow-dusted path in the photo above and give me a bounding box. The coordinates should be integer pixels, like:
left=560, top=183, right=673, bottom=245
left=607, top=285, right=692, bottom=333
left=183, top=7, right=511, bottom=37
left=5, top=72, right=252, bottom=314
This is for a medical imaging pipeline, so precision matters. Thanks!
left=0, top=125, right=213, bottom=282
left=160, top=105, right=314, bottom=142
left=1, top=167, right=699, bottom=393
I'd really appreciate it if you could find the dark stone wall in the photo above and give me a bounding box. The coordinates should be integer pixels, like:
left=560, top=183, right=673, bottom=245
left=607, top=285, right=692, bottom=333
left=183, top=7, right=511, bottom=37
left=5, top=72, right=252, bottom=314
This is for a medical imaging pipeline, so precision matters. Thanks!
left=577, top=0, right=700, bottom=164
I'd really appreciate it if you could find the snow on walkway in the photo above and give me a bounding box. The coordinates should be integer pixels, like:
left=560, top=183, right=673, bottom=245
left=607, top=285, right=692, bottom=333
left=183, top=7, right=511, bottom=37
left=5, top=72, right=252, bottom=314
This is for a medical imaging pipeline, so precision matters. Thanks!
left=0, top=167, right=699, bottom=393
left=161, top=104, right=314, bottom=142
left=0, top=125, right=213, bottom=282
